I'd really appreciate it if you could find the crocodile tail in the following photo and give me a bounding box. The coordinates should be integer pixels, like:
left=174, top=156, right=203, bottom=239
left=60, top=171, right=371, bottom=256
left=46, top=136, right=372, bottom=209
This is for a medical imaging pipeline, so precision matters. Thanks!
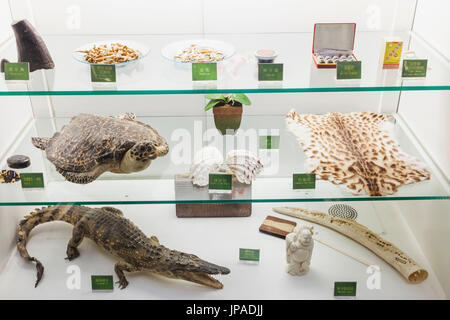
left=16, top=205, right=80, bottom=287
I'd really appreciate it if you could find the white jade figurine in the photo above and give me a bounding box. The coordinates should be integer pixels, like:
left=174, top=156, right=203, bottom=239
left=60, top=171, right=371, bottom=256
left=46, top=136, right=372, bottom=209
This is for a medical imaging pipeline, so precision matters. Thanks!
left=286, top=225, right=314, bottom=276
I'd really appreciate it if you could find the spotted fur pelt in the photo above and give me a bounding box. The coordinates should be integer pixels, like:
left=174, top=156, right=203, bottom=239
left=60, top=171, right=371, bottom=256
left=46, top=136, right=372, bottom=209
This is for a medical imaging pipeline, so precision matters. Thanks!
left=286, top=110, right=430, bottom=196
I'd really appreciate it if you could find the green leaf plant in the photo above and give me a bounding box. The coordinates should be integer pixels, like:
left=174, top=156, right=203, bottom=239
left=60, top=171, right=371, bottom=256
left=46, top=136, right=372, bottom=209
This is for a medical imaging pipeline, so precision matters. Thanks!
left=204, top=93, right=251, bottom=111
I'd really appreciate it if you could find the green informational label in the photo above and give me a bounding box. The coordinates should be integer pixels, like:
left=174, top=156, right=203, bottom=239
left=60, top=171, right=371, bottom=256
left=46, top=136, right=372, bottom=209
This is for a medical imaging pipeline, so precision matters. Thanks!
left=91, top=275, right=114, bottom=291
left=209, top=173, right=232, bottom=190
left=334, top=282, right=357, bottom=297
left=402, top=59, right=427, bottom=78
left=239, top=248, right=260, bottom=261
left=4, top=62, right=29, bottom=81
left=21, top=173, right=44, bottom=188
left=337, top=61, right=362, bottom=80
left=293, top=173, right=316, bottom=189
left=90, top=65, right=116, bottom=82
left=192, top=63, right=217, bottom=81
left=258, top=63, right=283, bottom=81
left=259, top=136, right=280, bottom=149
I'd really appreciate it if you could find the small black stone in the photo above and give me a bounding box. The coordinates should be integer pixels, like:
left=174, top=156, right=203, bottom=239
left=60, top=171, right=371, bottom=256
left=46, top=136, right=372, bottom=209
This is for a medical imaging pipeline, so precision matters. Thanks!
left=7, top=155, right=31, bottom=169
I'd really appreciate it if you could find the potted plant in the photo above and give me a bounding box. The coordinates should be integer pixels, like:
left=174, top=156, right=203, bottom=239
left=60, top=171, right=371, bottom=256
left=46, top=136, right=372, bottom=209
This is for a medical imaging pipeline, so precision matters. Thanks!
left=204, top=94, right=251, bottom=135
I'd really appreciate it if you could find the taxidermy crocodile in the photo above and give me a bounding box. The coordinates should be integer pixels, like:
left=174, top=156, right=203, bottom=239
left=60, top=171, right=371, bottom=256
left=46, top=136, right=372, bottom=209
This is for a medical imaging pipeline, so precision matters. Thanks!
left=17, top=205, right=230, bottom=289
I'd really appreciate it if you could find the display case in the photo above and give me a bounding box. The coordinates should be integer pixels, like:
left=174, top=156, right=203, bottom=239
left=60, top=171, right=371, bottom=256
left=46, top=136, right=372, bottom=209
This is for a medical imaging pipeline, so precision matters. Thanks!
left=0, top=0, right=449, bottom=301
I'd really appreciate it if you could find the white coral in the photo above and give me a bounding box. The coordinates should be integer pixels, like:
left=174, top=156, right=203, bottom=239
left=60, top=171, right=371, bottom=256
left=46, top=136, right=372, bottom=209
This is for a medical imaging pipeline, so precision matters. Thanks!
left=189, top=146, right=223, bottom=187
left=189, top=148, right=264, bottom=186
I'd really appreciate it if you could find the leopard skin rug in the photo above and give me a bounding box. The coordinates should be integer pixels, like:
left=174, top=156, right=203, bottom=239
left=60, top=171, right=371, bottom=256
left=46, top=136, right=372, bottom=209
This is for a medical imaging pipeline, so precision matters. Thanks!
left=286, top=110, right=430, bottom=196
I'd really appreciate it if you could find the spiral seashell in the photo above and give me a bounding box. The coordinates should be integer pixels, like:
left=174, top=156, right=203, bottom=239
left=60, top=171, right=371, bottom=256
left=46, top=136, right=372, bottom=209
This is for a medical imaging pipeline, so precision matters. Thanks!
left=189, top=146, right=224, bottom=187
left=225, top=150, right=264, bottom=184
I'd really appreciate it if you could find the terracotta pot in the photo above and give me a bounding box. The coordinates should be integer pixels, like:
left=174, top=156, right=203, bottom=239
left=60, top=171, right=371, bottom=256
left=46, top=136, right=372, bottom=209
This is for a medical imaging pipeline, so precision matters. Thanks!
left=212, top=104, right=243, bottom=135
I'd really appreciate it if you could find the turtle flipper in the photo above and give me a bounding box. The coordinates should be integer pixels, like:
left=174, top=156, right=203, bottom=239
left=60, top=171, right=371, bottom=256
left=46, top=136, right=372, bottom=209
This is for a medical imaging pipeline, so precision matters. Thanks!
left=56, top=167, right=102, bottom=184
left=31, top=137, right=50, bottom=150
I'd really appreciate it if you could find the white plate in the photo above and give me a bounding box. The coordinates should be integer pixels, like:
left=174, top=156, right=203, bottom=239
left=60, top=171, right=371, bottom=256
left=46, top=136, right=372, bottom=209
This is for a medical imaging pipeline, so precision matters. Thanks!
left=161, top=39, right=235, bottom=63
left=73, top=40, right=150, bottom=67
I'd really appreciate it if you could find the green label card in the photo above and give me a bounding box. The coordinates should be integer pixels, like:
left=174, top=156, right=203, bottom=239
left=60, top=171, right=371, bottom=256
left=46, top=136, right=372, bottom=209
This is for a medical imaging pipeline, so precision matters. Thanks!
left=91, top=275, right=114, bottom=291
left=402, top=59, right=427, bottom=78
left=209, top=173, right=232, bottom=190
left=259, top=136, right=280, bottom=149
left=337, top=61, right=362, bottom=80
left=21, top=173, right=44, bottom=188
left=293, top=173, right=316, bottom=189
left=258, top=63, right=283, bottom=81
left=90, top=65, right=116, bottom=82
left=239, top=248, right=260, bottom=261
left=4, top=62, right=29, bottom=81
left=192, top=63, right=217, bottom=81
left=334, top=282, right=357, bottom=297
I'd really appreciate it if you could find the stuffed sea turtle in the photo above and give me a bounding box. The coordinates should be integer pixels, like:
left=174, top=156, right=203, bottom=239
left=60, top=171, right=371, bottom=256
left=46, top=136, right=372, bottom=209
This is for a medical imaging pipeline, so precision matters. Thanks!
left=31, top=113, right=169, bottom=184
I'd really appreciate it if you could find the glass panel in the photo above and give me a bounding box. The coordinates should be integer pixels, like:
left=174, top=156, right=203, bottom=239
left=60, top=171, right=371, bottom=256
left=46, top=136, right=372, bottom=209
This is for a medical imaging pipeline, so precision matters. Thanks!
left=0, top=31, right=449, bottom=96
left=1, top=114, right=448, bottom=205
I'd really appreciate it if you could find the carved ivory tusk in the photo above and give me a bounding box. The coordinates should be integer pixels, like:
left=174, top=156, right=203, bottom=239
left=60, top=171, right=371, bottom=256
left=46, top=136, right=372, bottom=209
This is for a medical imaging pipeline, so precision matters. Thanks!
left=273, top=206, right=428, bottom=284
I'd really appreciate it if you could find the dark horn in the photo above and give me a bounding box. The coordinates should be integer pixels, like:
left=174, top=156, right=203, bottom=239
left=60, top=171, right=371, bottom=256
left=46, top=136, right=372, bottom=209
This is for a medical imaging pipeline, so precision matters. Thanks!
left=11, top=19, right=55, bottom=72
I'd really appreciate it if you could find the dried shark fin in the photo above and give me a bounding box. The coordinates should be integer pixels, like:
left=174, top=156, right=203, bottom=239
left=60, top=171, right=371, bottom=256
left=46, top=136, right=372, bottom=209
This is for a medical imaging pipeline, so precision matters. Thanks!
left=11, top=19, right=54, bottom=72
left=273, top=206, right=428, bottom=284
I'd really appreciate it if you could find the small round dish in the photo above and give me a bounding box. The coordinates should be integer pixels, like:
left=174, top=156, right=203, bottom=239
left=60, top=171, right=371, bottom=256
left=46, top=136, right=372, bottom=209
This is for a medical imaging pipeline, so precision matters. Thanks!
left=73, top=40, right=150, bottom=67
left=255, top=49, right=278, bottom=63
left=161, top=39, right=235, bottom=63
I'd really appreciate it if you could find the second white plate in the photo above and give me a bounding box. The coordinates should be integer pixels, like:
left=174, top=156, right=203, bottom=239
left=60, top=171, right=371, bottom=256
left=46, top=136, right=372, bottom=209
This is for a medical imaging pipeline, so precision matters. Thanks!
left=161, top=39, right=235, bottom=63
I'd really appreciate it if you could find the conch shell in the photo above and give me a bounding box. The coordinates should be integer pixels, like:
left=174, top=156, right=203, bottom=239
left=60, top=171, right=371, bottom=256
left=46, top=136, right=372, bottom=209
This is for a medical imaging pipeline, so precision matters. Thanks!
left=189, top=146, right=223, bottom=187
left=225, top=150, right=264, bottom=184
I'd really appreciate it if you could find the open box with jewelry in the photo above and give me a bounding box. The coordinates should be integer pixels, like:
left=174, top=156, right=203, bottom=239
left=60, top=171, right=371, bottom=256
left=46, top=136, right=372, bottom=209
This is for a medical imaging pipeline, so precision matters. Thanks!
left=312, top=23, right=358, bottom=68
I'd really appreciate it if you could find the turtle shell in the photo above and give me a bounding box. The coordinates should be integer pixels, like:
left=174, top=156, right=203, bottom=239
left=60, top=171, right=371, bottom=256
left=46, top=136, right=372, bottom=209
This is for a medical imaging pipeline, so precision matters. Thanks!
left=45, top=114, right=166, bottom=172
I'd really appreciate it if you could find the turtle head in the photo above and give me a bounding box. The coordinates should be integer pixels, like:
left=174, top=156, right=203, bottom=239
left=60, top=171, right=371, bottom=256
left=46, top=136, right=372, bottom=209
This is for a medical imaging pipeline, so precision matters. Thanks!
left=153, top=136, right=169, bottom=157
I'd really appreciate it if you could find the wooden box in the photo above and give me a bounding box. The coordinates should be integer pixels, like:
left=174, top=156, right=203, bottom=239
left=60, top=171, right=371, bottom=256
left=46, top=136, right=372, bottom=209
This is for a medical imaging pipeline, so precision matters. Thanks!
left=174, top=174, right=252, bottom=217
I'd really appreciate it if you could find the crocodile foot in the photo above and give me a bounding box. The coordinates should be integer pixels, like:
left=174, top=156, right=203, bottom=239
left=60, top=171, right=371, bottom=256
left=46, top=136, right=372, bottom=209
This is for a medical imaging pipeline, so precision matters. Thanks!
left=65, top=246, right=80, bottom=261
left=116, top=278, right=129, bottom=290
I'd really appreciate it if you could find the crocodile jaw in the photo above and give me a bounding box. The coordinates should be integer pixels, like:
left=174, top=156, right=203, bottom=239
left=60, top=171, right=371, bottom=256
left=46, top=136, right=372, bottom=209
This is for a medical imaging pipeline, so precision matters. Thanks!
left=177, top=271, right=226, bottom=289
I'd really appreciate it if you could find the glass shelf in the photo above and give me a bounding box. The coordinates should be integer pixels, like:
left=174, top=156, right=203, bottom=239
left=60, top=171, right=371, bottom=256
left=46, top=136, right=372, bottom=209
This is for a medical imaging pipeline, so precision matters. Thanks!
left=1, top=113, right=448, bottom=206
left=0, top=31, right=448, bottom=96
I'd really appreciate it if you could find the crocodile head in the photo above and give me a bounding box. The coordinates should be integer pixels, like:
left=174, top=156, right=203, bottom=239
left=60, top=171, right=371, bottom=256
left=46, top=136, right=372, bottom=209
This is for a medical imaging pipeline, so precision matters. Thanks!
left=172, top=258, right=230, bottom=289
left=153, top=250, right=230, bottom=289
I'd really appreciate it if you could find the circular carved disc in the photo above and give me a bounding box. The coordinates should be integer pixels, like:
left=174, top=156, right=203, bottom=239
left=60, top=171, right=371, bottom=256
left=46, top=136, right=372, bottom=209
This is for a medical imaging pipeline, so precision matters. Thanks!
left=7, top=155, right=31, bottom=169
left=328, top=204, right=358, bottom=220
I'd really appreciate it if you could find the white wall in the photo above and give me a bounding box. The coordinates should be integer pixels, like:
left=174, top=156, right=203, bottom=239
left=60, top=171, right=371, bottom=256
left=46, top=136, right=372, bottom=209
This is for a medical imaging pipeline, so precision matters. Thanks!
left=398, top=0, right=450, bottom=299
left=0, top=0, right=11, bottom=45
left=413, top=0, right=450, bottom=59
left=398, top=0, right=450, bottom=181
left=395, top=200, right=450, bottom=298
left=0, top=36, right=33, bottom=161
left=19, top=0, right=416, bottom=35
